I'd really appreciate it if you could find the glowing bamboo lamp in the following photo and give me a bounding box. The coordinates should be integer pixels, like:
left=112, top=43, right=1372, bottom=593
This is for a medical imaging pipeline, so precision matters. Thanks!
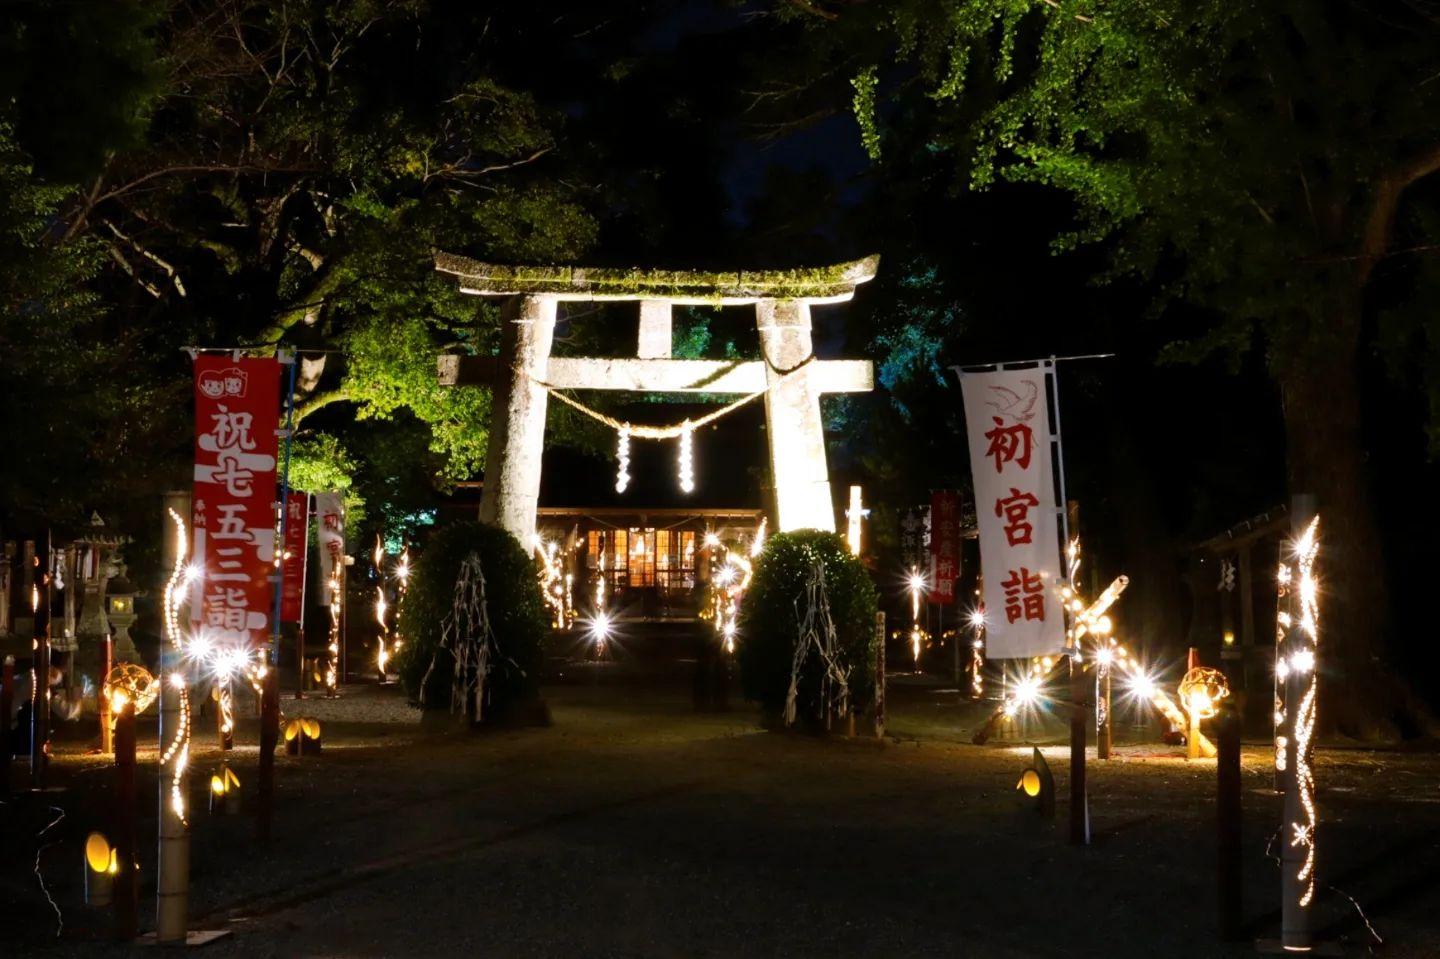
left=1016, top=747, right=1055, bottom=818
left=1279, top=512, right=1321, bottom=950
left=84, top=832, right=118, bottom=906
left=156, top=507, right=191, bottom=944
left=1178, top=666, right=1230, bottom=761
left=284, top=717, right=323, bottom=755
left=208, top=765, right=241, bottom=815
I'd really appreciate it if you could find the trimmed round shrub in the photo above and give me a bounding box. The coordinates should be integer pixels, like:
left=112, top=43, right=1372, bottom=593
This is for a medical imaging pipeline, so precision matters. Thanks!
left=738, top=529, right=879, bottom=724
left=396, top=520, right=548, bottom=720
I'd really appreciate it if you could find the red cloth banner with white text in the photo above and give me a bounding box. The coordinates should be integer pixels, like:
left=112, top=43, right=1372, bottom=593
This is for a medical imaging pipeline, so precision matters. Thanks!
left=959, top=367, right=1065, bottom=658
left=280, top=492, right=309, bottom=623
left=191, top=356, right=281, bottom=650
left=929, top=490, right=961, bottom=605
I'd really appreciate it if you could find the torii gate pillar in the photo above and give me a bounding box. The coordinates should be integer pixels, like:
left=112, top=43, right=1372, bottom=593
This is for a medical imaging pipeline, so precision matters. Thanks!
left=757, top=299, right=835, bottom=533
left=477, top=294, right=556, bottom=546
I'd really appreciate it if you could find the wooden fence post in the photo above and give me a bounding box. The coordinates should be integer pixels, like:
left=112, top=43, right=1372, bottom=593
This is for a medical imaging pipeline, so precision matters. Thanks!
left=113, top=701, right=138, bottom=941
left=1217, top=697, right=1243, bottom=940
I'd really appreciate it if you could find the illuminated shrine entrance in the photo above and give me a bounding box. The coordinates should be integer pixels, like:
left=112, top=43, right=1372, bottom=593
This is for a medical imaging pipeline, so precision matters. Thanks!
left=435, top=254, right=878, bottom=549
left=536, top=507, right=765, bottom=620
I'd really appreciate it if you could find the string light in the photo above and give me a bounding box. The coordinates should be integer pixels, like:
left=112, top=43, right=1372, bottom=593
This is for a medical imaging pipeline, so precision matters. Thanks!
left=535, top=538, right=571, bottom=629
left=678, top=421, right=695, bottom=493
left=161, top=508, right=192, bottom=826
left=702, top=532, right=754, bottom=655
left=906, top=569, right=927, bottom=670
left=615, top=425, right=631, bottom=493
left=974, top=557, right=1204, bottom=751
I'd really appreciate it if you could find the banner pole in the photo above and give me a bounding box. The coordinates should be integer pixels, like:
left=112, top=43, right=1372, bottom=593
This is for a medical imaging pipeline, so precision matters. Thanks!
left=296, top=494, right=311, bottom=699
left=1047, top=359, right=1089, bottom=846
left=272, top=351, right=298, bottom=667
left=259, top=350, right=297, bottom=842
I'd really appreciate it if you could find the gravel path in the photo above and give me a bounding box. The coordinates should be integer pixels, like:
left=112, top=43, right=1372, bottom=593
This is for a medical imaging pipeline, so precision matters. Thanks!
left=6, top=676, right=1439, bottom=958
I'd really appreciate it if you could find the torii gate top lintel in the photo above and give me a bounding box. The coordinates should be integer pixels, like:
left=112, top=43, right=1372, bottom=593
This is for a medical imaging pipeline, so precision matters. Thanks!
left=433, top=252, right=879, bottom=305
left=434, top=252, right=879, bottom=545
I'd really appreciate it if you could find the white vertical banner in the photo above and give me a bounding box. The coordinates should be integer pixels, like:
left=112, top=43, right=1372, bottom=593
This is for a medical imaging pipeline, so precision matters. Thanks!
left=959, top=366, right=1066, bottom=658
left=314, top=491, right=345, bottom=604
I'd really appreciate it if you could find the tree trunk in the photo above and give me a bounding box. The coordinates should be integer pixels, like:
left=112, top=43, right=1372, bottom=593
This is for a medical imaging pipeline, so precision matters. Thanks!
left=1276, top=311, right=1436, bottom=739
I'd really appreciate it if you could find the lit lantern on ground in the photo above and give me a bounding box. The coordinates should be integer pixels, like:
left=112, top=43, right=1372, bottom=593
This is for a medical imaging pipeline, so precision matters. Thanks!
left=84, top=832, right=117, bottom=906
left=102, top=664, right=158, bottom=723
left=209, top=765, right=241, bottom=815
left=1178, top=666, right=1230, bottom=761
left=284, top=717, right=323, bottom=755
left=1016, top=747, right=1055, bottom=819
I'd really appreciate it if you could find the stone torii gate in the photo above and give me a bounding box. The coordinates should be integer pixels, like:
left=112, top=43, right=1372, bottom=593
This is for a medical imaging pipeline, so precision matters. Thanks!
left=434, top=253, right=879, bottom=547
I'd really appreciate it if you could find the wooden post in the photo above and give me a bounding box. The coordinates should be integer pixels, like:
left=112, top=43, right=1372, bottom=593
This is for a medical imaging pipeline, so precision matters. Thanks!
left=1067, top=500, right=1088, bottom=845
left=113, top=700, right=138, bottom=941
left=873, top=611, right=886, bottom=738
left=0, top=540, right=12, bottom=637
left=1097, top=663, right=1112, bottom=760
left=99, top=631, right=114, bottom=754
left=62, top=547, right=78, bottom=701
left=1069, top=651, right=1089, bottom=844
left=0, top=656, right=12, bottom=797
left=257, top=667, right=279, bottom=840
left=1272, top=532, right=1288, bottom=793
left=339, top=556, right=348, bottom=687
left=295, top=619, right=306, bottom=699
left=31, top=534, right=50, bottom=789
left=1237, top=544, right=1257, bottom=648
left=1216, top=696, right=1242, bottom=941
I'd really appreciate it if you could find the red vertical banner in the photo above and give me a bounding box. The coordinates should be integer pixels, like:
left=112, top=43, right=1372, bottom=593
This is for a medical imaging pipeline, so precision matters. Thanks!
left=191, top=356, right=281, bottom=651
left=930, top=490, right=961, bottom=605
left=280, top=492, right=309, bottom=623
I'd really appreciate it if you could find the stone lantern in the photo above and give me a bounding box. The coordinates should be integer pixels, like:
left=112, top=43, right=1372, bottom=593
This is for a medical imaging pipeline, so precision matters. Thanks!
left=106, top=569, right=140, bottom=663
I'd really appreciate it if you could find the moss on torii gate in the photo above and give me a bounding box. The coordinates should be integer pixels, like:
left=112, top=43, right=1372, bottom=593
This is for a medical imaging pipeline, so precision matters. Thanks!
left=433, top=253, right=880, bottom=546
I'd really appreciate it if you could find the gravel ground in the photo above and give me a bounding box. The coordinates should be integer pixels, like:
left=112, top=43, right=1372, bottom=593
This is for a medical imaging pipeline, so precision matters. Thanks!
left=4, top=660, right=1439, bottom=958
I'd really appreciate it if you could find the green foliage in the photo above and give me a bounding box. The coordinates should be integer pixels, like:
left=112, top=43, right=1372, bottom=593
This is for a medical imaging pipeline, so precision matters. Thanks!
left=395, top=521, right=548, bottom=719
left=286, top=433, right=365, bottom=528
left=834, top=1, right=1440, bottom=393
left=0, top=1, right=613, bottom=546
left=738, top=530, right=879, bottom=722
left=851, top=66, right=881, bottom=161
left=0, top=122, right=180, bottom=533
left=344, top=314, right=493, bottom=483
